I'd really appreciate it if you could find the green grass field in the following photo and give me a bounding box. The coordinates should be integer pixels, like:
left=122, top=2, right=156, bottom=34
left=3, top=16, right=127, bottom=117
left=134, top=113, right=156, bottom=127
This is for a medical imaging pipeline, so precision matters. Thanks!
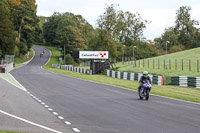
left=117, top=47, right=200, bottom=77
left=39, top=45, right=200, bottom=103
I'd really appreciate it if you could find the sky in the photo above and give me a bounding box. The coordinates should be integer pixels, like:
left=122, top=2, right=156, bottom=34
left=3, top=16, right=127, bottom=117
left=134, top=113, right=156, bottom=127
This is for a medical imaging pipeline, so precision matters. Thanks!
left=36, top=0, right=200, bottom=41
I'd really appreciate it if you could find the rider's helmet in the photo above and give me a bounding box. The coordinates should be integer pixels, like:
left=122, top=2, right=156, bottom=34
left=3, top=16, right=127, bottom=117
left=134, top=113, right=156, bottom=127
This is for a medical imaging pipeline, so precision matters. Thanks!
left=143, top=71, right=148, bottom=77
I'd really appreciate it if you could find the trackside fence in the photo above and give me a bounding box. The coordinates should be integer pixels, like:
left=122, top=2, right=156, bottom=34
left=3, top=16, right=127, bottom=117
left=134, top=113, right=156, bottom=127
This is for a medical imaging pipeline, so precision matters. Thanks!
left=171, top=76, right=200, bottom=88
left=106, top=70, right=164, bottom=85
left=60, top=65, right=92, bottom=75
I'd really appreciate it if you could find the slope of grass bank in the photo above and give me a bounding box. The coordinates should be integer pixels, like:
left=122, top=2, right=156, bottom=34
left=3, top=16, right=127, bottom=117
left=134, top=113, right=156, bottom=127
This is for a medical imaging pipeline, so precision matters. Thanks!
left=40, top=45, right=200, bottom=103
left=117, top=47, right=200, bottom=77
left=15, top=49, right=34, bottom=65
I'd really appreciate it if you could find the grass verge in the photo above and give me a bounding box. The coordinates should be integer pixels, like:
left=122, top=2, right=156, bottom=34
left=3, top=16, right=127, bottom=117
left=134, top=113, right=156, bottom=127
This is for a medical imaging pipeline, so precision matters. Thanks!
left=36, top=45, right=200, bottom=103
left=14, top=49, right=34, bottom=68
left=0, top=73, right=24, bottom=89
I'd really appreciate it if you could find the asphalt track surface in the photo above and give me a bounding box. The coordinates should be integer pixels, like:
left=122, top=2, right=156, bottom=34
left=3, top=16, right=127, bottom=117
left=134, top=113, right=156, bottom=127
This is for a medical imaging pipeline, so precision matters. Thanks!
left=10, top=46, right=200, bottom=133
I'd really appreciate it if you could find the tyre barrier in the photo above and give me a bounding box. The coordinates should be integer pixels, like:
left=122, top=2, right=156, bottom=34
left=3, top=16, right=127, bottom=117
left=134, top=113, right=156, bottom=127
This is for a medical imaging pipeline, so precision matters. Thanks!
left=171, top=76, right=200, bottom=88
left=60, top=65, right=92, bottom=75
left=106, top=70, right=164, bottom=85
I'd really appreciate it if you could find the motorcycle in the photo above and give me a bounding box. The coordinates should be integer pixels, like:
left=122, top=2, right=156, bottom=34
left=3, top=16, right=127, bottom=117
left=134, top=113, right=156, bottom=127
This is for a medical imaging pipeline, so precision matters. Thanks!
left=139, top=82, right=152, bottom=100
left=40, top=53, right=43, bottom=58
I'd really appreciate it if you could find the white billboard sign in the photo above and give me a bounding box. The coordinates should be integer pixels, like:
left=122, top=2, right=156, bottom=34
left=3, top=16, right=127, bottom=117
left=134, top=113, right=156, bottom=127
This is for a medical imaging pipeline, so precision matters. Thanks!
left=79, top=51, right=109, bottom=59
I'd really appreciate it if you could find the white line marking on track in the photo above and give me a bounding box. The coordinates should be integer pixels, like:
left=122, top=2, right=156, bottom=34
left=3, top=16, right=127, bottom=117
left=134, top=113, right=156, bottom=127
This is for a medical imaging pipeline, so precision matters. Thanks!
left=72, top=128, right=80, bottom=132
left=58, top=116, right=64, bottom=120
left=65, top=121, right=71, bottom=125
left=53, top=112, right=58, bottom=115
left=48, top=108, right=53, bottom=111
left=9, top=73, right=27, bottom=91
left=44, top=105, right=49, bottom=108
left=0, top=109, right=63, bottom=133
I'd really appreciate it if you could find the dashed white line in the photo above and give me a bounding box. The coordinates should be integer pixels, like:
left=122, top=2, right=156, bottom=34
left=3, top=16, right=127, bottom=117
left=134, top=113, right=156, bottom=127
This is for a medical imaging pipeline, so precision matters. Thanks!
left=44, top=105, right=49, bottom=108
left=65, top=121, right=71, bottom=125
left=41, top=102, right=45, bottom=105
left=72, top=128, right=80, bottom=132
left=48, top=108, right=53, bottom=111
left=58, top=116, right=64, bottom=120
left=53, top=112, right=58, bottom=115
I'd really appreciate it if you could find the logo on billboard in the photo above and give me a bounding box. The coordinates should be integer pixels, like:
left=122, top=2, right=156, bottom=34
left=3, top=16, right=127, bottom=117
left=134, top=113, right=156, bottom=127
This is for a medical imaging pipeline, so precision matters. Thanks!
left=100, top=52, right=106, bottom=58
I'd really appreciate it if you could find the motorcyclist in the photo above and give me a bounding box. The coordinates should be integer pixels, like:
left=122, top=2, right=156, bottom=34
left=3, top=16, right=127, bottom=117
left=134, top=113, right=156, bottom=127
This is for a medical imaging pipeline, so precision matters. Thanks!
left=138, top=71, right=152, bottom=93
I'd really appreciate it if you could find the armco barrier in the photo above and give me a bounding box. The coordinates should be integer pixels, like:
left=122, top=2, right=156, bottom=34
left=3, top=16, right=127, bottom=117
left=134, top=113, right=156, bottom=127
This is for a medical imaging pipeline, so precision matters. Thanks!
left=106, top=70, right=164, bottom=85
left=60, top=65, right=92, bottom=75
left=171, top=76, right=200, bottom=88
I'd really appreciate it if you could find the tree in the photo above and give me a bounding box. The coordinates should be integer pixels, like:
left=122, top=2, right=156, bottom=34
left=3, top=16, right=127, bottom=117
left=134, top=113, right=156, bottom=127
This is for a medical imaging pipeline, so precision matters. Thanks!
left=43, top=13, right=62, bottom=44
left=154, top=6, right=200, bottom=54
left=7, top=0, right=38, bottom=54
left=64, top=13, right=93, bottom=45
left=118, top=11, right=149, bottom=45
left=174, top=6, right=200, bottom=48
left=154, top=27, right=180, bottom=50
left=0, top=0, right=9, bottom=11
left=97, top=4, right=123, bottom=59
left=0, top=2, right=16, bottom=57
left=96, top=4, right=149, bottom=59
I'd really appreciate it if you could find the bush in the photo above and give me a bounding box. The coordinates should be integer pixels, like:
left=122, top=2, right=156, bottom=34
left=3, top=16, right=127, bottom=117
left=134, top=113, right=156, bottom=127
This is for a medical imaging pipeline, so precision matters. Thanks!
left=169, top=45, right=185, bottom=53
left=65, top=54, right=75, bottom=64
left=16, top=42, right=28, bottom=55
left=14, top=46, right=20, bottom=57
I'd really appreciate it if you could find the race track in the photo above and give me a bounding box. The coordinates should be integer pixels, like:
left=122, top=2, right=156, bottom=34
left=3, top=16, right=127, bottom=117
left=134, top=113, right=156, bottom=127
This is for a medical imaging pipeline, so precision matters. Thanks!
left=10, top=46, right=200, bottom=133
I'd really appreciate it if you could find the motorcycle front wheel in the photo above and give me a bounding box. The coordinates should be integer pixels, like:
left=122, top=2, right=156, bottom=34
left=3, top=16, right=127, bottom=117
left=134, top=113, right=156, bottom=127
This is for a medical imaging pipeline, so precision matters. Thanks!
left=139, top=89, right=143, bottom=100
left=145, top=90, right=149, bottom=100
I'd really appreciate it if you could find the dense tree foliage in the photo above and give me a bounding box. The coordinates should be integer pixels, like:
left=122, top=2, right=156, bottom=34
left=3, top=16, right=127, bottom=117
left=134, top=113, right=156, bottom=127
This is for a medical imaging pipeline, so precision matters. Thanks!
left=96, top=4, right=152, bottom=60
left=0, top=1, right=16, bottom=57
left=43, top=12, right=91, bottom=64
left=42, top=4, right=156, bottom=63
left=0, top=0, right=39, bottom=57
left=4, top=2, right=199, bottom=64
left=8, top=0, right=38, bottom=51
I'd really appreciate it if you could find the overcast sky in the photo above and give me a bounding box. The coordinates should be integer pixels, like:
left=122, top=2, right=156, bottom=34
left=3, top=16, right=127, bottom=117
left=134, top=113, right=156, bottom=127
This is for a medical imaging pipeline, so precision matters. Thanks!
left=36, top=0, right=200, bottom=41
